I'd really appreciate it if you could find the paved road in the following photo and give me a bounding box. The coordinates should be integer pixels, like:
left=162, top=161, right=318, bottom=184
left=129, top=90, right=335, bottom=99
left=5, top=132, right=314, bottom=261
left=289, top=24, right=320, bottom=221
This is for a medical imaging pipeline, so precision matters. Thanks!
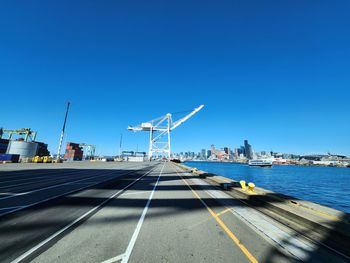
left=0, top=162, right=348, bottom=263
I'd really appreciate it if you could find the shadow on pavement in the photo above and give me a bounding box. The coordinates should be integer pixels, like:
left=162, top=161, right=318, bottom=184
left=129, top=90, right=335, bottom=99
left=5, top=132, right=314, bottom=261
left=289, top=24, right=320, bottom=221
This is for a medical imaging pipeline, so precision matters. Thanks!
left=0, top=163, right=349, bottom=263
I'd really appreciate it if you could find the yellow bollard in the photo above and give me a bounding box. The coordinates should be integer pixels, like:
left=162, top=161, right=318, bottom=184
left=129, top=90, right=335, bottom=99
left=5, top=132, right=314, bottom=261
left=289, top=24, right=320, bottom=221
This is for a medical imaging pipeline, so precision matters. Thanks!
left=191, top=168, right=198, bottom=173
left=248, top=182, right=255, bottom=192
left=239, top=180, right=247, bottom=190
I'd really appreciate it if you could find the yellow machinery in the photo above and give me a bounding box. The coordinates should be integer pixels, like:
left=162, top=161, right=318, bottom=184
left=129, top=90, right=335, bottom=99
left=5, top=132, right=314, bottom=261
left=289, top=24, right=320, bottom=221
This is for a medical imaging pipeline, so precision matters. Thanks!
left=32, top=156, right=43, bottom=163
left=32, top=156, right=52, bottom=163
left=43, top=156, right=53, bottom=163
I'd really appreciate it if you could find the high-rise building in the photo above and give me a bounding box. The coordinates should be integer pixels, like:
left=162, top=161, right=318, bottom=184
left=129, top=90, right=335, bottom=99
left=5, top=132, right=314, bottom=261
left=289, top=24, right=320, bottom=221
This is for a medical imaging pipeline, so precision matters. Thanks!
left=234, top=148, right=239, bottom=158
left=201, top=149, right=206, bottom=160
left=244, top=140, right=253, bottom=159
left=238, top=146, right=245, bottom=155
left=224, top=147, right=229, bottom=154
left=207, top=150, right=212, bottom=158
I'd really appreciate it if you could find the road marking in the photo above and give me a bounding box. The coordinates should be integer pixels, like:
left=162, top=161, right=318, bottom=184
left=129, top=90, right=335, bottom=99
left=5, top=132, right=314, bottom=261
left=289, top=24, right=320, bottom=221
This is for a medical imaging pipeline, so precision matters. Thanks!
left=201, top=180, right=350, bottom=262
left=120, top=163, right=165, bottom=263
left=0, top=166, right=145, bottom=200
left=101, top=253, right=125, bottom=263
left=121, top=191, right=151, bottom=196
left=0, top=169, right=134, bottom=201
left=0, top=169, right=146, bottom=218
left=201, top=182, right=313, bottom=261
left=10, top=166, right=156, bottom=263
left=216, top=207, right=232, bottom=217
left=65, top=182, right=95, bottom=185
left=0, top=174, right=85, bottom=190
left=176, top=169, right=259, bottom=263
left=0, top=205, right=25, bottom=211
left=0, top=169, right=91, bottom=186
left=186, top=166, right=350, bottom=262
left=0, top=192, right=15, bottom=196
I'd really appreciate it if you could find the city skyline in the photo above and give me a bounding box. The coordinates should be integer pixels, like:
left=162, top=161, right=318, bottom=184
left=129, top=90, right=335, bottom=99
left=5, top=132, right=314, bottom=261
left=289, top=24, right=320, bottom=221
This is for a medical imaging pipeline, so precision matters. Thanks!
left=173, top=147, right=350, bottom=158
left=1, top=1, right=349, bottom=156
left=173, top=138, right=349, bottom=160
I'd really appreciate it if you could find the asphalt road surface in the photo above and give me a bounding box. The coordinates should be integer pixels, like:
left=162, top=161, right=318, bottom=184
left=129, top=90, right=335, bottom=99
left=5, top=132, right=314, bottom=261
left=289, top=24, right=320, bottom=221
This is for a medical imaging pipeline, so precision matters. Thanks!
left=0, top=161, right=348, bottom=263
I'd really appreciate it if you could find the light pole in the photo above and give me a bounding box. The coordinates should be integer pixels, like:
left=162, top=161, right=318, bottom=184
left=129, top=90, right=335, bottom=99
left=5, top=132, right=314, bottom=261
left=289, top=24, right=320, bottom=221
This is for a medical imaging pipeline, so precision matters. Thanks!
left=119, top=133, right=123, bottom=157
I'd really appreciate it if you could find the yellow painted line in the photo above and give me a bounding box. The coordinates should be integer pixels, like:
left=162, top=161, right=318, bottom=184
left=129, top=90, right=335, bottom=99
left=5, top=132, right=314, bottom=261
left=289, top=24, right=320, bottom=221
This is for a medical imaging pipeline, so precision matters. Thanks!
left=216, top=208, right=232, bottom=217
left=177, top=171, right=258, bottom=263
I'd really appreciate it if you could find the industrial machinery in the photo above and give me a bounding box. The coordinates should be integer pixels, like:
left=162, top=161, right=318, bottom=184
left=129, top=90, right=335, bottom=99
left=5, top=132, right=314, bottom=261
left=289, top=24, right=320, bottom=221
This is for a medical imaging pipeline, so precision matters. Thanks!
left=128, top=105, right=204, bottom=160
left=0, top=128, right=37, bottom=141
left=32, top=156, right=52, bottom=163
left=0, top=128, right=49, bottom=161
left=79, top=143, right=96, bottom=160
left=57, top=102, right=70, bottom=161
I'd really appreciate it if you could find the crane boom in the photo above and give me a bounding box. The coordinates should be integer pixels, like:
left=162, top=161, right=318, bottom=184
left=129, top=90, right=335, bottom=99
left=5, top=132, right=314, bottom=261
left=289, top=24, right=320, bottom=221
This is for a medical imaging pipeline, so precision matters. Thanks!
left=170, top=104, right=204, bottom=131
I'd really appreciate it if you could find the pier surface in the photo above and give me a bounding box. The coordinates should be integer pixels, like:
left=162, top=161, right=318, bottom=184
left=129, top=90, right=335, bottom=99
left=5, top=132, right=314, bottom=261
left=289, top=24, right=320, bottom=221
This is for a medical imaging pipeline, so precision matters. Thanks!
left=0, top=161, right=348, bottom=263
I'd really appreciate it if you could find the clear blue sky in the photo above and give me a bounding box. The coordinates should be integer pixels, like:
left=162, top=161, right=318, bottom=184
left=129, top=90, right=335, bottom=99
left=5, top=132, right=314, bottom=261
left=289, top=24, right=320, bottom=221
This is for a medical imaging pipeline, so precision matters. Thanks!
left=1, top=1, right=349, bottom=156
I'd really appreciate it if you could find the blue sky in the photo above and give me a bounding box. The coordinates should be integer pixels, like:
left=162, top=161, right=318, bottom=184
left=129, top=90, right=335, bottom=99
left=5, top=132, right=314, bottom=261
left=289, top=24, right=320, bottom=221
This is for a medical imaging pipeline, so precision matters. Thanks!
left=1, top=1, right=349, bottom=156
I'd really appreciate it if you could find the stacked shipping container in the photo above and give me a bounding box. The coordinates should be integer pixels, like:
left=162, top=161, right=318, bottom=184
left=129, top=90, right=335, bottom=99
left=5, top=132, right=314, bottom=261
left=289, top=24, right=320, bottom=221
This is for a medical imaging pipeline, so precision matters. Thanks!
left=64, top=142, right=83, bottom=161
left=36, top=142, right=50, bottom=157
left=0, top=139, right=9, bottom=154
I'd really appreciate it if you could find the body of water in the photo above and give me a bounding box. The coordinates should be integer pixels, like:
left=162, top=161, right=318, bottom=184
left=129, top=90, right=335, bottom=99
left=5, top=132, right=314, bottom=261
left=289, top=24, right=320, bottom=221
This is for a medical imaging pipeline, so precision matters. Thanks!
left=185, top=161, right=350, bottom=213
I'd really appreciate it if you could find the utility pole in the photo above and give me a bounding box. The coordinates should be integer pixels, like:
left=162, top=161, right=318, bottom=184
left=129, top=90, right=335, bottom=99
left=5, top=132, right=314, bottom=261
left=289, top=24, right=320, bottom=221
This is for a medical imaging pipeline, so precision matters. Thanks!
left=119, top=133, right=123, bottom=157
left=56, top=102, right=70, bottom=162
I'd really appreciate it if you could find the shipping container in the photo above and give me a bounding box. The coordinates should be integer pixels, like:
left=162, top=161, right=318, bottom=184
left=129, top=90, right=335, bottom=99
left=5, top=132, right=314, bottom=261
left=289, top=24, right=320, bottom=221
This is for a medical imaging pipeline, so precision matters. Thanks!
left=64, top=142, right=83, bottom=161
left=35, top=141, right=50, bottom=157
left=0, top=154, right=20, bottom=163
left=0, top=139, right=9, bottom=154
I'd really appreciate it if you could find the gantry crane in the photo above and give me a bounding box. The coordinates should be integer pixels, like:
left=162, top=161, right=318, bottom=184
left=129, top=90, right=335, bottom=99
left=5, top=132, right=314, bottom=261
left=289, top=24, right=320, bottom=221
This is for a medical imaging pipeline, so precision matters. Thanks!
left=128, top=105, right=204, bottom=160
left=0, top=128, right=37, bottom=141
left=79, top=143, right=96, bottom=160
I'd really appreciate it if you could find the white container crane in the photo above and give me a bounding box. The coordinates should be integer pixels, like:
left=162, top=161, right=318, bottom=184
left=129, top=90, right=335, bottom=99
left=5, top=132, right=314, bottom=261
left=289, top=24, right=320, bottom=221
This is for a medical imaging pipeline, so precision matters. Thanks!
left=128, top=104, right=204, bottom=160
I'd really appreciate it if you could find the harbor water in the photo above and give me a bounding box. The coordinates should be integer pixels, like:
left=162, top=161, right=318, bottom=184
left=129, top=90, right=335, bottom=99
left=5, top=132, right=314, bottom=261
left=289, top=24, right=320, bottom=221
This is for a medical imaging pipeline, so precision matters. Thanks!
left=185, top=161, right=350, bottom=213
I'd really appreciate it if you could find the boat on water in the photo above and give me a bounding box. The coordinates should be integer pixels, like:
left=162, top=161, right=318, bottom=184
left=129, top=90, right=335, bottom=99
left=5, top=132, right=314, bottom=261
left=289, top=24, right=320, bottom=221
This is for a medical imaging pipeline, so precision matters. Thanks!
left=248, top=159, right=273, bottom=167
